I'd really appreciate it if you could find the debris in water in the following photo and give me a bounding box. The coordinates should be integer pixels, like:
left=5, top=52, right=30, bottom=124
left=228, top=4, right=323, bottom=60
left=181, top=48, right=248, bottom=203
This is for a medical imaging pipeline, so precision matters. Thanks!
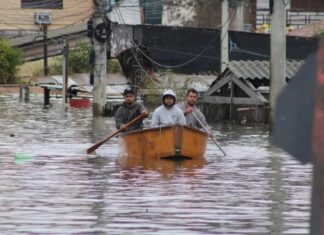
left=15, top=153, right=33, bottom=163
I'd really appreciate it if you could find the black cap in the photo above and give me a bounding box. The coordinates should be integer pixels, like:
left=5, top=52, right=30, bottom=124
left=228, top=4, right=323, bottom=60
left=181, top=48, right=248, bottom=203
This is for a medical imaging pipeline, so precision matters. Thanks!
left=123, top=87, right=135, bottom=96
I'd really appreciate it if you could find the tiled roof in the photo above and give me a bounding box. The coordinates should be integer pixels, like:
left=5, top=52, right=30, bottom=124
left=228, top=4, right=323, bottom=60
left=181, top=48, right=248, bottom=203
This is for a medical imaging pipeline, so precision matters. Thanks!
left=225, top=60, right=305, bottom=80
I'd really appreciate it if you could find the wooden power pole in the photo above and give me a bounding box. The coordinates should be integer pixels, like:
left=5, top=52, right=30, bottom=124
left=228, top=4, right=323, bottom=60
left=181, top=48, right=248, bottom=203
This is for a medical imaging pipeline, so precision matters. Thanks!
left=270, top=0, right=287, bottom=127
left=221, top=0, right=229, bottom=73
left=92, top=0, right=109, bottom=116
left=62, top=38, right=69, bottom=109
left=43, top=24, right=49, bottom=76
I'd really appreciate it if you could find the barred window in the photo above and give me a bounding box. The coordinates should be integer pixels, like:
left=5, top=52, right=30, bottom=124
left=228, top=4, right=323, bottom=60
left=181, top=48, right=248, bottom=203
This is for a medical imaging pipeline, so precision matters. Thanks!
left=21, top=0, right=63, bottom=9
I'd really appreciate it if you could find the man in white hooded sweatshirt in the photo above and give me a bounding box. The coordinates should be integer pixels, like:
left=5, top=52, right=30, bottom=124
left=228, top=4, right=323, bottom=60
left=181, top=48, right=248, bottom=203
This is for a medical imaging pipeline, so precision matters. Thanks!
left=151, top=89, right=186, bottom=127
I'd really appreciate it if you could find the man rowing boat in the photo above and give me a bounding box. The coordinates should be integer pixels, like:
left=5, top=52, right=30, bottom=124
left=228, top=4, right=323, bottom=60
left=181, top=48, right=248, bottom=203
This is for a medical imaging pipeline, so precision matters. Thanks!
left=115, top=87, right=149, bottom=132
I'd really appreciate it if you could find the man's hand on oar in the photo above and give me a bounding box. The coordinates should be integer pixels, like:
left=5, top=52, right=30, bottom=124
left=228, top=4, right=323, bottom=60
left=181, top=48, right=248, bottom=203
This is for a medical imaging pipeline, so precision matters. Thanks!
left=86, top=113, right=147, bottom=154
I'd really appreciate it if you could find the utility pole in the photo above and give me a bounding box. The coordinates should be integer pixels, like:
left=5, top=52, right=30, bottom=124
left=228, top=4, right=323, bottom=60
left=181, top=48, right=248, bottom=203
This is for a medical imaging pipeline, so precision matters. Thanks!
left=62, top=38, right=69, bottom=109
left=233, top=1, right=244, bottom=31
left=43, top=24, right=49, bottom=76
left=270, top=0, right=286, bottom=127
left=221, top=0, right=229, bottom=73
left=92, top=0, right=110, bottom=116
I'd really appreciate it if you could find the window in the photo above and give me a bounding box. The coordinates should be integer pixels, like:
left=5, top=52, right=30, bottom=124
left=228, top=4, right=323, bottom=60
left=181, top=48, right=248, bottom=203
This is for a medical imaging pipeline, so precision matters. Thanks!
left=21, top=0, right=63, bottom=9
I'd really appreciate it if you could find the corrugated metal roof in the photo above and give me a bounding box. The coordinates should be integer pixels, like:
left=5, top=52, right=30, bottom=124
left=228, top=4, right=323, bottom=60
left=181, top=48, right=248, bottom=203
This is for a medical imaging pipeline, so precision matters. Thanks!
left=226, top=60, right=305, bottom=80
left=32, top=73, right=128, bottom=86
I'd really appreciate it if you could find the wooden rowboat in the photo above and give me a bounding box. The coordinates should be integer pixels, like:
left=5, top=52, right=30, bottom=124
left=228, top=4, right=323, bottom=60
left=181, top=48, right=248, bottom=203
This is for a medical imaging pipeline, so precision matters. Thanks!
left=118, top=124, right=208, bottom=159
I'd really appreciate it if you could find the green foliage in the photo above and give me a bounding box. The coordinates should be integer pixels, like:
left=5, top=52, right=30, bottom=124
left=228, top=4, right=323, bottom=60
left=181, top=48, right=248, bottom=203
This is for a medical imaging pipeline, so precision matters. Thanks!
left=108, top=59, right=122, bottom=73
left=30, top=42, right=123, bottom=76
left=68, top=42, right=92, bottom=73
left=0, top=38, right=22, bottom=84
left=159, top=69, right=189, bottom=101
left=49, top=56, right=63, bottom=75
left=69, top=42, right=122, bottom=74
left=316, top=30, right=324, bottom=38
left=29, top=57, right=62, bottom=77
left=141, top=70, right=199, bottom=106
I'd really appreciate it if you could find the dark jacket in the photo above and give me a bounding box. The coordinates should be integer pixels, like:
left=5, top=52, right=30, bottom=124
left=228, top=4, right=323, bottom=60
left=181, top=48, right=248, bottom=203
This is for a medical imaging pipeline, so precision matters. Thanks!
left=115, top=103, right=146, bottom=132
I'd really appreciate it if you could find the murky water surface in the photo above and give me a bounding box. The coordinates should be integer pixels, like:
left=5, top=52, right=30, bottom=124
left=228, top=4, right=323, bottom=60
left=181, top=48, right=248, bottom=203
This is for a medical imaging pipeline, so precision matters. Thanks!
left=0, top=95, right=312, bottom=234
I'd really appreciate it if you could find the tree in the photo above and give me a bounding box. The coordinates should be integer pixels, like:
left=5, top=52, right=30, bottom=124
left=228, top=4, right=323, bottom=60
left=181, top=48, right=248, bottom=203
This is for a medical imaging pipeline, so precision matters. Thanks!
left=0, top=38, right=22, bottom=84
left=68, top=42, right=92, bottom=74
left=67, top=42, right=121, bottom=74
left=31, top=42, right=122, bottom=76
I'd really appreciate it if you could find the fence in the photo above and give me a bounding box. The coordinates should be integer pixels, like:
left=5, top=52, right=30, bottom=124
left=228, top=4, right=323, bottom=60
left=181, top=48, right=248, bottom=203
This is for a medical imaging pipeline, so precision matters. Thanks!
left=256, top=8, right=324, bottom=29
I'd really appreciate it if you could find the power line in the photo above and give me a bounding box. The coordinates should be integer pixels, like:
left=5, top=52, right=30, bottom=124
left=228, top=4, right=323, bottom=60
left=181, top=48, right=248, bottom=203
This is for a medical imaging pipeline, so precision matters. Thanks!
left=114, top=6, right=238, bottom=69
left=113, top=9, right=162, bottom=87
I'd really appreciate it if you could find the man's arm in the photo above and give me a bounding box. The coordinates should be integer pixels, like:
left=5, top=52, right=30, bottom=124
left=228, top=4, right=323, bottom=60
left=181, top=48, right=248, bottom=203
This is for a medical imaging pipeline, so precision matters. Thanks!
left=140, top=104, right=149, bottom=117
left=177, top=102, right=191, bottom=115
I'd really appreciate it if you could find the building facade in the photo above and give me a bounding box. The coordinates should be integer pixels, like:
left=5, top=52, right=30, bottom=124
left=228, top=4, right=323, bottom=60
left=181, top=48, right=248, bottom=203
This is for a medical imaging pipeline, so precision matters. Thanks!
left=0, top=0, right=93, bottom=37
left=256, top=0, right=324, bottom=30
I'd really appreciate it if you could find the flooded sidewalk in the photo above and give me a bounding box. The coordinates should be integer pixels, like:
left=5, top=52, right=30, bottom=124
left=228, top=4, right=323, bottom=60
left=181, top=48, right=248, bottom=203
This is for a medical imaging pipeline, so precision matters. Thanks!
left=0, top=95, right=312, bottom=234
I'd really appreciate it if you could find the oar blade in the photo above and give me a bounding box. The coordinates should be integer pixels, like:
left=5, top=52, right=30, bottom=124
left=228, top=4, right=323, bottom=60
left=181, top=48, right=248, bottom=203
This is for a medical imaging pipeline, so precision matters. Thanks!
left=86, top=145, right=99, bottom=154
left=86, top=113, right=146, bottom=154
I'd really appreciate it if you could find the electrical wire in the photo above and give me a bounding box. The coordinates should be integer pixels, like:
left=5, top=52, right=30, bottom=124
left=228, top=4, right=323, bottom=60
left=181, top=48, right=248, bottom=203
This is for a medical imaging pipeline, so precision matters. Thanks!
left=113, top=5, right=238, bottom=89
left=114, top=8, right=163, bottom=87
left=114, top=6, right=237, bottom=69
left=281, top=0, right=289, bottom=7
left=1, top=0, right=93, bottom=25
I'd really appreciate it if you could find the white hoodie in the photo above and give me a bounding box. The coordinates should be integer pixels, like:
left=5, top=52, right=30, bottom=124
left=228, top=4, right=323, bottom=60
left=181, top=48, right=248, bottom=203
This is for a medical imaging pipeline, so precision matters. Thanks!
left=151, top=105, right=186, bottom=127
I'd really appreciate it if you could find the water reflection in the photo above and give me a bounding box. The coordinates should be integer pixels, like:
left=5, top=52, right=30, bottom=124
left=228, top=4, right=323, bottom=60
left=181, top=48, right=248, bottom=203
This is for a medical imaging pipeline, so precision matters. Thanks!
left=0, top=95, right=312, bottom=234
left=118, top=156, right=206, bottom=179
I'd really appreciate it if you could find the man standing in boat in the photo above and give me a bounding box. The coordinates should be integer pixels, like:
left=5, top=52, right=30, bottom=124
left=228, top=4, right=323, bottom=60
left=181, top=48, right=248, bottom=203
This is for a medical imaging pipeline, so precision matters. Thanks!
left=177, top=88, right=209, bottom=130
left=115, top=87, right=149, bottom=132
left=151, top=89, right=186, bottom=127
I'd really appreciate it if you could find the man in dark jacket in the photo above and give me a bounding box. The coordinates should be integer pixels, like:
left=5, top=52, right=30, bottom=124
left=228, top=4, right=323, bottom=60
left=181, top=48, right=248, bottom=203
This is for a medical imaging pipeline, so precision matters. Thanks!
left=115, top=88, right=148, bottom=132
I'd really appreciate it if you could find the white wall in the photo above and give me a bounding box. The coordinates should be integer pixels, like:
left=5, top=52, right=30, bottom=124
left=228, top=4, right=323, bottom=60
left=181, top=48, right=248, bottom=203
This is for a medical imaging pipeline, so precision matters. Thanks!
left=109, top=0, right=141, bottom=25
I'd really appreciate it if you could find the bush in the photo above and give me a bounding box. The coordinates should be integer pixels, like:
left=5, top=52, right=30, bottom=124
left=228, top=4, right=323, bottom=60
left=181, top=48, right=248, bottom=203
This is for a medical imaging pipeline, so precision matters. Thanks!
left=69, top=42, right=122, bottom=74
left=0, top=38, right=22, bottom=84
left=69, top=42, right=92, bottom=73
left=29, top=42, right=123, bottom=76
left=316, top=30, right=324, bottom=38
left=108, top=59, right=122, bottom=73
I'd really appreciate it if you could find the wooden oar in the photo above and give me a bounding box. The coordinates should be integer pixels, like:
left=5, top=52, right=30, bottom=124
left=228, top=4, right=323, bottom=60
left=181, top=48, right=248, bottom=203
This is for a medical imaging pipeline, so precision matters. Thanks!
left=86, top=113, right=146, bottom=154
left=192, top=112, right=227, bottom=156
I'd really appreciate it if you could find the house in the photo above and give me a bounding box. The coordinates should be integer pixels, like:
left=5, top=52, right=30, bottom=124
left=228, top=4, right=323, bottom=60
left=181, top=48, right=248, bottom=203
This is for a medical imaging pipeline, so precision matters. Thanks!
left=0, top=0, right=93, bottom=38
left=201, top=60, right=305, bottom=123
left=256, top=0, right=324, bottom=31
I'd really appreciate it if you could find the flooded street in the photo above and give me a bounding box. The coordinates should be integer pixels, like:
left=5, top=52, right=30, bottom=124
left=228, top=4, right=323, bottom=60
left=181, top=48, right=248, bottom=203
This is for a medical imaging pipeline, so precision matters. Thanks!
left=0, top=95, right=312, bottom=235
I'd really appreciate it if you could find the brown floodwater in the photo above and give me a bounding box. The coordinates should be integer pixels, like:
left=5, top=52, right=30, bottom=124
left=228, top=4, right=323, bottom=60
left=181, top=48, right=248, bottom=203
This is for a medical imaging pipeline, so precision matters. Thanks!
left=0, top=94, right=312, bottom=234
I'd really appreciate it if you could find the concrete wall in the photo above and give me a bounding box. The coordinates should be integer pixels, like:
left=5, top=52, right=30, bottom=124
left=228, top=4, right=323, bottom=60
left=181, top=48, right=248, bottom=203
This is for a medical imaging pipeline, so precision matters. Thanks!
left=0, top=0, right=93, bottom=31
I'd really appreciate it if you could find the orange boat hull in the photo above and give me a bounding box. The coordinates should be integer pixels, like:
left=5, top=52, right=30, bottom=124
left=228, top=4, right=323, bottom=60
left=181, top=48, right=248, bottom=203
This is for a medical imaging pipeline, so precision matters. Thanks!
left=118, top=125, right=208, bottom=159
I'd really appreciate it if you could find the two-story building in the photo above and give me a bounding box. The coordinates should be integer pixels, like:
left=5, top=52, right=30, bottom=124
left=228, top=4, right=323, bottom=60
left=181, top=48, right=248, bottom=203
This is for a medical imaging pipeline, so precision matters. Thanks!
left=256, top=0, right=324, bottom=30
left=0, top=0, right=93, bottom=37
